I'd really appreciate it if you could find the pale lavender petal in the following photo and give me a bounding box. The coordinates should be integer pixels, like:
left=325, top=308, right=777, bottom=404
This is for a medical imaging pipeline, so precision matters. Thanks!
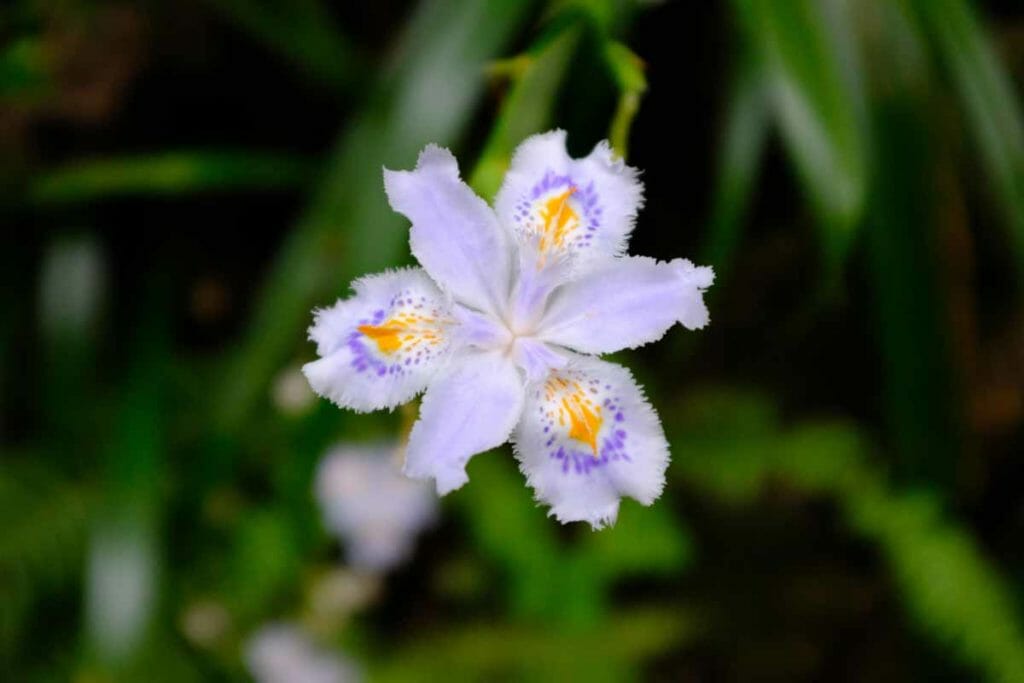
left=404, top=350, right=525, bottom=494
left=510, top=337, right=567, bottom=382
left=537, top=256, right=714, bottom=355
left=384, top=145, right=512, bottom=315
left=494, top=130, right=644, bottom=271
left=676, top=258, right=715, bottom=329
left=302, top=268, right=454, bottom=412
left=513, top=355, right=669, bottom=529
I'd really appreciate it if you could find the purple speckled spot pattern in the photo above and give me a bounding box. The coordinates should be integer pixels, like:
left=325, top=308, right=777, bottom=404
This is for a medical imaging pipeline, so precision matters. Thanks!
left=345, top=288, right=449, bottom=380
left=512, top=170, right=601, bottom=254
left=532, top=368, right=632, bottom=477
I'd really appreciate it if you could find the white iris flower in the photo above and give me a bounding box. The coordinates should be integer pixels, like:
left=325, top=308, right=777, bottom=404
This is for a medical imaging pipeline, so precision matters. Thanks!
left=304, top=131, right=713, bottom=528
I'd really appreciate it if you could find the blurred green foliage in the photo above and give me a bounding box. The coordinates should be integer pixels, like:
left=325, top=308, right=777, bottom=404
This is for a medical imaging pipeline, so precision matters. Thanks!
left=3, top=0, right=1024, bottom=680
left=675, top=389, right=1024, bottom=683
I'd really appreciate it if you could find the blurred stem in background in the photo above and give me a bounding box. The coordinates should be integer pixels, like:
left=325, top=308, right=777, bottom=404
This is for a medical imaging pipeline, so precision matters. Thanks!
left=855, top=0, right=966, bottom=489
left=865, top=96, right=963, bottom=487
left=604, top=41, right=647, bottom=158
left=83, top=274, right=168, bottom=674
left=38, top=237, right=105, bottom=450
left=0, top=236, right=106, bottom=668
left=469, top=16, right=582, bottom=201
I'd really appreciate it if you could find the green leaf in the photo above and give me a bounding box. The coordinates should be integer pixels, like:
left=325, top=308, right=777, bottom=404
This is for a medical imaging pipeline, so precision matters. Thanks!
left=731, top=0, right=869, bottom=264
left=79, top=291, right=170, bottom=666
left=909, top=0, right=1024, bottom=281
left=864, top=98, right=962, bottom=487
left=31, top=150, right=315, bottom=204
left=700, top=56, right=770, bottom=283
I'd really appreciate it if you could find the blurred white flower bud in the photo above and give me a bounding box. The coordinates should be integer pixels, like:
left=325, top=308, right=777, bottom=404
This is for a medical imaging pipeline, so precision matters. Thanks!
left=84, top=517, right=157, bottom=662
left=38, top=235, right=105, bottom=340
left=272, top=365, right=317, bottom=416
left=315, top=443, right=438, bottom=572
left=245, top=623, right=362, bottom=683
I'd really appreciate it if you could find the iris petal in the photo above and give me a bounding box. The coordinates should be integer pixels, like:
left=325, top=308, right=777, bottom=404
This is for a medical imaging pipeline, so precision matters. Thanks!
left=404, top=350, right=526, bottom=494
left=303, top=268, right=454, bottom=412
left=385, top=145, right=513, bottom=316
left=538, top=256, right=714, bottom=355
left=495, top=130, right=644, bottom=272
left=513, top=355, right=669, bottom=529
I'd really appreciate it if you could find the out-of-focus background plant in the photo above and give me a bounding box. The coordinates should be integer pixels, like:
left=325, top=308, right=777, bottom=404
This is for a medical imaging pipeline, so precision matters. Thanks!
left=2, top=0, right=1024, bottom=680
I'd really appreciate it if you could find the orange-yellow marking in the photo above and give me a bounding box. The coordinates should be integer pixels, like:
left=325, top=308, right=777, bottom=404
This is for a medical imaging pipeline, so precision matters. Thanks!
left=357, top=314, right=439, bottom=355
left=537, top=187, right=579, bottom=254
left=545, top=377, right=603, bottom=456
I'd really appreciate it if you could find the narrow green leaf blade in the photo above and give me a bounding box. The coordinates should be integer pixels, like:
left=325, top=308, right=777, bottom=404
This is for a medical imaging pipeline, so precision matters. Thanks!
left=911, top=0, right=1024, bottom=278
left=732, top=0, right=870, bottom=261
left=31, top=150, right=315, bottom=204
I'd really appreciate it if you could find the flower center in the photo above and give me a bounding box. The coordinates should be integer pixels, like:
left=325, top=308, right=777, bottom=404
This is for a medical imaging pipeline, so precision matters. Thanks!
left=505, top=253, right=569, bottom=338
left=507, top=317, right=534, bottom=339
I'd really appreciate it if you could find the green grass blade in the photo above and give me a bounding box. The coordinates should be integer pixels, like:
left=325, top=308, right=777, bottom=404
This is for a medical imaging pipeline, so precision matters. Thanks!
left=731, top=0, right=870, bottom=266
left=910, top=0, right=1024, bottom=279
left=31, top=150, right=315, bottom=204
left=700, top=57, right=769, bottom=283
left=865, top=98, right=962, bottom=488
